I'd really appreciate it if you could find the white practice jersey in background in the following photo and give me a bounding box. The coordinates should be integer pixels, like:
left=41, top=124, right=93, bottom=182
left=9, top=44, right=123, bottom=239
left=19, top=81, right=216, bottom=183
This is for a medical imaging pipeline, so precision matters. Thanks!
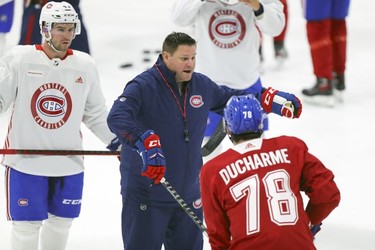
left=171, top=0, right=284, bottom=89
left=0, top=45, right=115, bottom=176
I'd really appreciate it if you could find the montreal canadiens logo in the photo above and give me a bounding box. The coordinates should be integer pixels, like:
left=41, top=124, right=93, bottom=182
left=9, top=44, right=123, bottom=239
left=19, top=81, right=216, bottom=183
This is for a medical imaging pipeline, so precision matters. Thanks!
left=190, top=95, right=204, bottom=108
left=37, top=96, right=65, bottom=117
left=193, top=198, right=202, bottom=209
left=18, top=198, right=29, bottom=206
left=209, top=9, right=246, bottom=48
left=31, top=83, right=72, bottom=129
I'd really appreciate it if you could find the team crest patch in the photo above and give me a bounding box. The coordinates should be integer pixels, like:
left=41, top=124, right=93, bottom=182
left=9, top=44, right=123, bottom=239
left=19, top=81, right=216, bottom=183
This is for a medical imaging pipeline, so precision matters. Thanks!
left=193, top=198, right=202, bottom=209
left=140, top=203, right=148, bottom=211
left=30, top=83, right=72, bottom=129
left=18, top=198, right=28, bottom=207
left=208, top=9, right=246, bottom=49
left=190, top=95, right=204, bottom=108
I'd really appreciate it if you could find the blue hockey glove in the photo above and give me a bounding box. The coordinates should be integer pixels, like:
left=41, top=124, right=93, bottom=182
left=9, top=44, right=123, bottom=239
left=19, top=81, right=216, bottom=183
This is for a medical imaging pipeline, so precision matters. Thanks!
left=106, top=137, right=121, bottom=161
left=261, top=87, right=302, bottom=118
left=106, top=137, right=121, bottom=151
left=310, top=223, right=322, bottom=236
left=135, top=130, right=166, bottom=184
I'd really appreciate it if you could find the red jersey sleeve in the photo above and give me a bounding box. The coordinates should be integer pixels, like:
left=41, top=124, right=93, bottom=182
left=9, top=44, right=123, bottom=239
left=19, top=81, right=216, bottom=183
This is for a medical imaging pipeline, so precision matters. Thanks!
left=300, top=144, right=341, bottom=225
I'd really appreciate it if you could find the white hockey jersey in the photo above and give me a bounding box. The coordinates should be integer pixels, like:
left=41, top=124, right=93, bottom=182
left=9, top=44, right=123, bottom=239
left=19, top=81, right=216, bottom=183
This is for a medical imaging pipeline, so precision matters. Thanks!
left=171, top=0, right=285, bottom=89
left=0, top=45, right=115, bottom=176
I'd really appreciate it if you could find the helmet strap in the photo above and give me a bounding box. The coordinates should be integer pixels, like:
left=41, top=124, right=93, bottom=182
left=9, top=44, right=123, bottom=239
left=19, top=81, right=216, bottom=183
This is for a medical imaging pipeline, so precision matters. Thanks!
left=47, top=39, right=63, bottom=53
left=44, top=25, right=76, bottom=53
left=42, top=25, right=61, bottom=52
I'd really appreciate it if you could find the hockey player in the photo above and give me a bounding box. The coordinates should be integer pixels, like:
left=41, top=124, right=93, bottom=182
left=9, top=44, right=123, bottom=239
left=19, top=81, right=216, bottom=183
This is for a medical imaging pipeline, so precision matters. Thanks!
left=107, top=31, right=302, bottom=250
left=0, top=0, right=14, bottom=57
left=259, top=0, right=289, bottom=64
left=19, top=0, right=90, bottom=54
left=200, top=94, right=340, bottom=249
left=301, top=0, right=350, bottom=106
left=0, top=2, right=118, bottom=249
left=259, top=0, right=289, bottom=65
left=171, top=0, right=286, bottom=159
left=273, top=0, right=288, bottom=61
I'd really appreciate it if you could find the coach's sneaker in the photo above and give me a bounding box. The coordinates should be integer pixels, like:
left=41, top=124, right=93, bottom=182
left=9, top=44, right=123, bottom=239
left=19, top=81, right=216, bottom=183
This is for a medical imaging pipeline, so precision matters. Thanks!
left=274, top=41, right=288, bottom=67
left=258, top=45, right=264, bottom=73
left=302, top=78, right=334, bottom=107
left=333, top=73, right=345, bottom=102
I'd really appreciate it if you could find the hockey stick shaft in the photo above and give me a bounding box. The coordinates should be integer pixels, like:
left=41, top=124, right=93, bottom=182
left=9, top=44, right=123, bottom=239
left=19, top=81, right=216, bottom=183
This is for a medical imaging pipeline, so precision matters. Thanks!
left=0, top=149, right=120, bottom=156
left=201, top=118, right=226, bottom=157
left=160, top=177, right=208, bottom=237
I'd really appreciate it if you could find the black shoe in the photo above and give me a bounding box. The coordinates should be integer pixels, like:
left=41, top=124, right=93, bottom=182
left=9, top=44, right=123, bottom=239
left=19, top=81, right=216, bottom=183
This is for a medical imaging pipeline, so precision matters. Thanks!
left=259, top=45, right=264, bottom=63
left=258, top=45, right=264, bottom=73
left=302, top=78, right=333, bottom=96
left=332, top=73, right=345, bottom=102
left=333, top=73, right=345, bottom=91
left=302, top=78, right=334, bottom=107
left=274, top=41, right=288, bottom=59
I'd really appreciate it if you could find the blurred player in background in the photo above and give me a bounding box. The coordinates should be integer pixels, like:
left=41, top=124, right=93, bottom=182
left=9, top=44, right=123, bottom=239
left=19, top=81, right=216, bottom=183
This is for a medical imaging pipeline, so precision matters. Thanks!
left=19, top=0, right=90, bottom=54
left=0, top=2, right=118, bottom=249
left=259, top=0, right=289, bottom=66
left=200, top=94, right=340, bottom=249
left=301, top=0, right=350, bottom=106
left=0, top=0, right=14, bottom=57
left=171, top=0, right=286, bottom=160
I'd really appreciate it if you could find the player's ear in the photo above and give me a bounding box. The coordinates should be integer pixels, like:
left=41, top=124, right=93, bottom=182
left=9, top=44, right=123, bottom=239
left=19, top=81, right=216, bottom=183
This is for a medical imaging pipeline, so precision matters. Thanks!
left=42, top=26, right=50, bottom=38
left=162, top=51, right=169, bottom=61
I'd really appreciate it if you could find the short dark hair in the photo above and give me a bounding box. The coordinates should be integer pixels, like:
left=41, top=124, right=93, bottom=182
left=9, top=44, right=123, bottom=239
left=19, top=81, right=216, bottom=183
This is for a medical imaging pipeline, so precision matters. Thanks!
left=162, top=32, right=196, bottom=55
left=228, top=131, right=262, bottom=144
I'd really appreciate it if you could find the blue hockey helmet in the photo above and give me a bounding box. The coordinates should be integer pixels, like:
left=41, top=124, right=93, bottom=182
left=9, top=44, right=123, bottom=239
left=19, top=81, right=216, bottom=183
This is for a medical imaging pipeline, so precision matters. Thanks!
left=224, top=94, right=264, bottom=135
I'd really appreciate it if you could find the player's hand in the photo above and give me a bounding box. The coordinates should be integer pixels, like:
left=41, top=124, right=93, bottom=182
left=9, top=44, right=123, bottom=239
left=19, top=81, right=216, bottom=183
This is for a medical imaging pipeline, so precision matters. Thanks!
left=135, top=130, right=166, bottom=184
left=310, top=223, right=322, bottom=236
left=107, top=137, right=122, bottom=161
left=261, top=87, right=302, bottom=118
left=107, top=137, right=121, bottom=151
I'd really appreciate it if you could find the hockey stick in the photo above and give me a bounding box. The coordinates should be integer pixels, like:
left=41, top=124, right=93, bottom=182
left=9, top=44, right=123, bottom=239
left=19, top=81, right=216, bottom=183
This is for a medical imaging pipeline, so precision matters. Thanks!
left=201, top=118, right=226, bottom=157
left=0, top=149, right=120, bottom=156
left=160, top=177, right=208, bottom=238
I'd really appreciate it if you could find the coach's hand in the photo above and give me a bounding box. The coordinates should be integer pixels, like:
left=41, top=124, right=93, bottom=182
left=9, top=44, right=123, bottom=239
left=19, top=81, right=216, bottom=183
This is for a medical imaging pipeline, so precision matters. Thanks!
left=135, top=130, right=166, bottom=184
left=260, top=87, right=302, bottom=118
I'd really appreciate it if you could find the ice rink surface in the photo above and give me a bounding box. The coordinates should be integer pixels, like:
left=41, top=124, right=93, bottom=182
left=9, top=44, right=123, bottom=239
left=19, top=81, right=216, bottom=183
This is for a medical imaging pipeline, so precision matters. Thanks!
left=1, top=0, right=375, bottom=249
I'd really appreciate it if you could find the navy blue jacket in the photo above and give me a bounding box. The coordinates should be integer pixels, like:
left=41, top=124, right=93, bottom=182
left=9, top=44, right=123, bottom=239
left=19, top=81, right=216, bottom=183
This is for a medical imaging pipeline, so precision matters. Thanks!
left=107, top=55, right=248, bottom=206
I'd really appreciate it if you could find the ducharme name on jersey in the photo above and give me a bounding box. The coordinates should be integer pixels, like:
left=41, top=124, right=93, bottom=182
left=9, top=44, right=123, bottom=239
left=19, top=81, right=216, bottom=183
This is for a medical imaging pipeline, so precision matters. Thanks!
left=219, top=148, right=291, bottom=185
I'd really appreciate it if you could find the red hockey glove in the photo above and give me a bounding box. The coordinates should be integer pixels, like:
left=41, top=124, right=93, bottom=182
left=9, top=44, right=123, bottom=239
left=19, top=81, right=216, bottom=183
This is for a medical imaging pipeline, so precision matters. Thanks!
left=261, top=87, right=302, bottom=118
left=135, top=130, right=166, bottom=184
